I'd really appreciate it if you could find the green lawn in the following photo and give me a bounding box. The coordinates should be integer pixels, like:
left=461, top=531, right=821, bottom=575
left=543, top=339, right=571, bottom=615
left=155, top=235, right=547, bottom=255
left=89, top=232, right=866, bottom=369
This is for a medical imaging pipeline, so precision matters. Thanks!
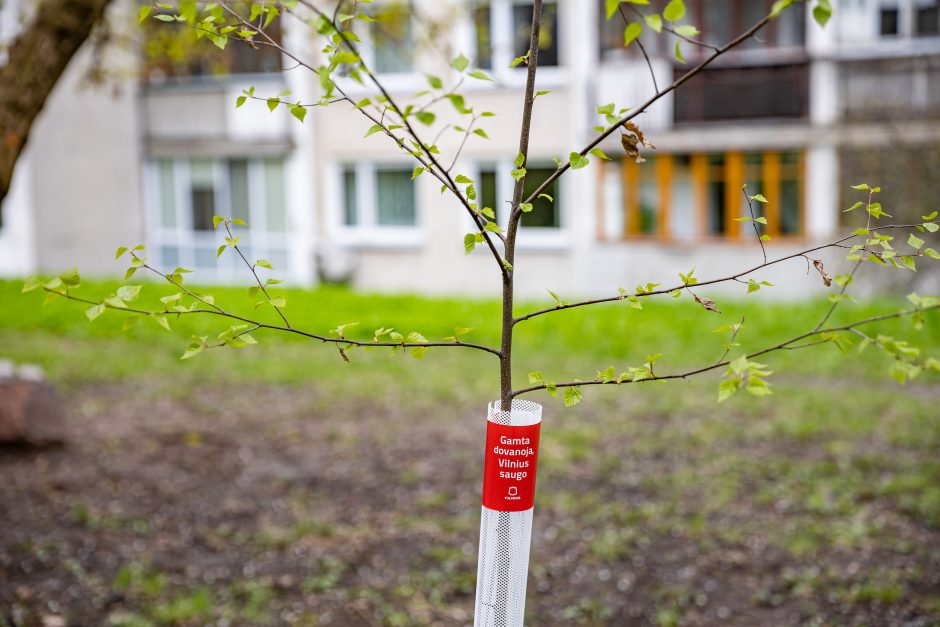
left=1, top=278, right=938, bottom=403
left=2, top=278, right=940, bottom=625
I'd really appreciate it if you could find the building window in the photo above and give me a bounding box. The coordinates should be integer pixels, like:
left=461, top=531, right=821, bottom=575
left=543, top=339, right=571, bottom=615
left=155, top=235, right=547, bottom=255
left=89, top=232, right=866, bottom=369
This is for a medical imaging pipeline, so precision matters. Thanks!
left=478, top=163, right=560, bottom=230
left=367, top=2, right=415, bottom=74
left=341, top=163, right=418, bottom=233
left=473, top=0, right=560, bottom=71
left=147, top=157, right=289, bottom=277
left=697, top=0, right=805, bottom=51
left=600, top=151, right=803, bottom=241
left=878, top=0, right=940, bottom=38
left=674, top=63, right=809, bottom=123
left=916, top=0, right=940, bottom=36
left=598, top=0, right=666, bottom=60
left=142, top=7, right=283, bottom=81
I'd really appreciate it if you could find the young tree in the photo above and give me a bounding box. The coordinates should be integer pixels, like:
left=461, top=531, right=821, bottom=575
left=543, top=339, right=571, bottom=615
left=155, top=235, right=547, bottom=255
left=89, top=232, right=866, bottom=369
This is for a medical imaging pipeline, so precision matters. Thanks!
left=24, top=0, right=940, bottom=623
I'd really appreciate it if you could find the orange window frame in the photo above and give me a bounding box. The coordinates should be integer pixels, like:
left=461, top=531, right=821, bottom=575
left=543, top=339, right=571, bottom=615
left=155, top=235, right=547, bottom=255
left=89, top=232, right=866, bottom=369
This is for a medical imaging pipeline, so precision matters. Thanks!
left=606, top=150, right=804, bottom=242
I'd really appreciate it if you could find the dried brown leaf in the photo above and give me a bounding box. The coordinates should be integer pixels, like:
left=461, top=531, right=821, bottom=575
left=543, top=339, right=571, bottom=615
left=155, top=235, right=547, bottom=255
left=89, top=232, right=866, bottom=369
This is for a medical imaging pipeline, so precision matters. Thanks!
left=693, top=292, right=721, bottom=313
left=620, top=121, right=655, bottom=164
left=813, top=259, right=832, bottom=287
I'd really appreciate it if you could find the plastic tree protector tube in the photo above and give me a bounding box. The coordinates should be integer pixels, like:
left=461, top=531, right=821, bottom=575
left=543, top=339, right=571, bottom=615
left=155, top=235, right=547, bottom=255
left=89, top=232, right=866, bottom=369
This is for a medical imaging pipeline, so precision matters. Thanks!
left=474, top=399, right=542, bottom=626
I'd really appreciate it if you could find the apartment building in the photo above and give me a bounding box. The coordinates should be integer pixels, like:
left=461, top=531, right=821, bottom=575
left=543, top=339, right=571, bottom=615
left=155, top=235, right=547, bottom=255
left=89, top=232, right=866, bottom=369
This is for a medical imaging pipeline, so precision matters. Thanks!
left=1, top=0, right=938, bottom=297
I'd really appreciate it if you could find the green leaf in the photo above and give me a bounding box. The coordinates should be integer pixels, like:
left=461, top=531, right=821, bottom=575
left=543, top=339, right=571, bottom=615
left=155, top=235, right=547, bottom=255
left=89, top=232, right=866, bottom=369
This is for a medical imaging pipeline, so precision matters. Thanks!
left=464, top=233, right=477, bottom=254
left=900, top=256, right=917, bottom=271
left=85, top=303, right=106, bottom=322
left=115, top=246, right=129, bottom=260
left=547, top=289, right=565, bottom=306
left=411, top=167, right=425, bottom=180
left=908, top=233, right=925, bottom=250
left=255, top=259, right=273, bottom=269
left=528, top=371, right=544, bottom=384
left=850, top=183, right=869, bottom=190
left=266, top=97, right=280, bottom=112
left=569, top=152, right=590, bottom=169
left=21, top=278, right=42, bottom=293
left=364, top=124, right=383, bottom=138
left=425, top=74, right=443, bottom=89
left=181, top=344, right=204, bottom=360
left=644, top=14, right=662, bottom=33
left=451, top=53, right=470, bottom=73
left=138, top=5, right=153, bottom=22
left=747, top=279, right=761, bottom=293
left=538, top=193, right=554, bottom=203
left=755, top=216, right=768, bottom=225
left=605, top=0, right=620, bottom=20
left=447, top=93, right=470, bottom=114
left=674, top=24, right=700, bottom=37
left=511, top=167, right=526, bottom=181
left=289, top=103, right=307, bottom=122
left=60, top=267, right=81, bottom=287
left=749, top=193, right=768, bottom=203
left=663, top=0, right=685, bottom=21
left=563, top=386, right=583, bottom=408
left=468, top=69, right=494, bottom=81
left=623, top=21, right=643, bottom=46
left=415, top=111, right=435, bottom=126
left=771, top=0, right=794, bottom=18
left=484, top=221, right=504, bottom=234
left=812, top=0, right=832, bottom=27
left=674, top=40, right=685, bottom=63
left=117, top=285, right=142, bottom=302
left=923, top=222, right=939, bottom=233
left=519, top=202, right=533, bottom=213
left=589, top=148, right=611, bottom=160
left=216, top=245, right=227, bottom=258
left=213, top=216, right=225, bottom=228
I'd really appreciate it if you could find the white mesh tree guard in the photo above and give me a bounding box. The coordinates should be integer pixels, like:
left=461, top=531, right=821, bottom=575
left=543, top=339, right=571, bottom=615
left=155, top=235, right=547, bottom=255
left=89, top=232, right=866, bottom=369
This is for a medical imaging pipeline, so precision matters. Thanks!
left=474, top=399, right=542, bottom=627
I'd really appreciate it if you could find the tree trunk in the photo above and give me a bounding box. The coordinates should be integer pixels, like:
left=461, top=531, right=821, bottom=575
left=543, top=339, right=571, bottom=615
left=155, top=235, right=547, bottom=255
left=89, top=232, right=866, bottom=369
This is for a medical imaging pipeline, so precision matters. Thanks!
left=0, top=0, right=113, bottom=203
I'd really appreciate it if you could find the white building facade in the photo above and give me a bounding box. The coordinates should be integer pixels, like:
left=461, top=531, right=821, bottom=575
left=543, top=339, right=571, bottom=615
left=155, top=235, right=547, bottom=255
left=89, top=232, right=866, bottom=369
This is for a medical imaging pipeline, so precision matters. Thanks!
left=1, top=0, right=938, bottom=298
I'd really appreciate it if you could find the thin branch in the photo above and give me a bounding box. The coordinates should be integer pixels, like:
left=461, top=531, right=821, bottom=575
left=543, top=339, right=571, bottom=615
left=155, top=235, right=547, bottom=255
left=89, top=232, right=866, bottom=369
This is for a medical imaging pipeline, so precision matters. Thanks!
left=623, top=3, right=720, bottom=52
left=514, top=223, right=929, bottom=324
left=511, top=305, right=940, bottom=398
left=741, top=185, right=767, bottom=264
left=289, top=0, right=509, bottom=264
left=43, top=288, right=502, bottom=357
left=222, top=220, right=292, bottom=329
left=522, top=7, right=779, bottom=208
left=714, top=315, right=745, bottom=366
left=618, top=6, right=658, bottom=93
left=500, top=0, right=544, bottom=403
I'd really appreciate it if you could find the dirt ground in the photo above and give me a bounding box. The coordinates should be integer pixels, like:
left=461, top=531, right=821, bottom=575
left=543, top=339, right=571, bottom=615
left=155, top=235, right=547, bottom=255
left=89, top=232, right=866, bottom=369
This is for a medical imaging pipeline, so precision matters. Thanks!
left=2, top=380, right=939, bottom=626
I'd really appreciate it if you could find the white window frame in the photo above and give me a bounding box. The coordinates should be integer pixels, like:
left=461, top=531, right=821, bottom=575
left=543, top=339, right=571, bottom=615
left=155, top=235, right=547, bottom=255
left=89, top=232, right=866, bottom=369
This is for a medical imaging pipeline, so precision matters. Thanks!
left=461, top=159, right=568, bottom=251
left=333, top=1, right=422, bottom=93
left=143, top=157, right=292, bottom=282
left=462, top=0, right=566, bottom=88
left=332, top=161, right=423, bottom=248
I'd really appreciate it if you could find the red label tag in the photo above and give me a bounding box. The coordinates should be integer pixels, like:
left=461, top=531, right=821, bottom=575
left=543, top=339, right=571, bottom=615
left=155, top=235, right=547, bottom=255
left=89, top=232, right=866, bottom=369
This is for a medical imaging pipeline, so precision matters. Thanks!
left=482, top=421, right=541, bottom=512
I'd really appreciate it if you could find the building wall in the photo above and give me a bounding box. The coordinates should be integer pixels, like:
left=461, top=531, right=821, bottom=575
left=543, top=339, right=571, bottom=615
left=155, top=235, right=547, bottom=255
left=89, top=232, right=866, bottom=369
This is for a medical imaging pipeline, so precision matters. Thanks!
left=1, top=0, right=937, bottom=298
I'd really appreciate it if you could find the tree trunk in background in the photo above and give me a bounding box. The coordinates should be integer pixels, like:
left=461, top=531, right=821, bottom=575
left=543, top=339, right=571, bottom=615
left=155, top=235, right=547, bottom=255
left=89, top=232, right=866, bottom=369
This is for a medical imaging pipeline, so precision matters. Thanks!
left=0, top=0, right=113, bottom=203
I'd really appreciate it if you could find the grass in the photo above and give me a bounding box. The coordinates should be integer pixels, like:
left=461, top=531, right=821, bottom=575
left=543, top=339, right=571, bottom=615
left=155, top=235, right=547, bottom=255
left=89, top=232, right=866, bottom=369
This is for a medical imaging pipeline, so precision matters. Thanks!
left=2, top=278, right=940, bottom=624
left=1, top=278, right=937, bottom=405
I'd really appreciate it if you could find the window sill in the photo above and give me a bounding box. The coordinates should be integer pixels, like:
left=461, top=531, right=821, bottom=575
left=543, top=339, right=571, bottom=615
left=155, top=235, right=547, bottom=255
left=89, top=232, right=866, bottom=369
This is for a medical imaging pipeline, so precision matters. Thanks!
left=333, top=228, right=424, bottom=250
